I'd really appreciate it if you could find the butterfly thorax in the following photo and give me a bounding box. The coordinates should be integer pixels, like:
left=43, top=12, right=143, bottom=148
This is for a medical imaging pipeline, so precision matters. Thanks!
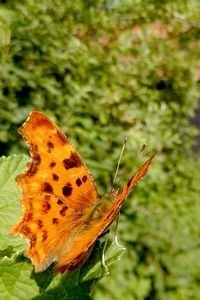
left=85, top=188, right=120, bottom=223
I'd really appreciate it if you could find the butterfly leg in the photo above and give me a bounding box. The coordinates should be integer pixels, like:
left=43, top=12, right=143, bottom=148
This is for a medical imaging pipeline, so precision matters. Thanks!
left=101, top=234, right=110, bottom=276
left=113, top=213, right=125, bottom=249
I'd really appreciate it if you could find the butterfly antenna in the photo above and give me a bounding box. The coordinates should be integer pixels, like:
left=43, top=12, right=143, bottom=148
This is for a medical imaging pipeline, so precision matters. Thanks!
left=140, top=144, right=146, bottom=153
left=112, top=137, right=128, bottom=186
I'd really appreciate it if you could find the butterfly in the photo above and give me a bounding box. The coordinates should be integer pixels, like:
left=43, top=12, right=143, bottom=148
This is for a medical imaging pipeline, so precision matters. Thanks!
left=10, top=111, right=154, bottom=273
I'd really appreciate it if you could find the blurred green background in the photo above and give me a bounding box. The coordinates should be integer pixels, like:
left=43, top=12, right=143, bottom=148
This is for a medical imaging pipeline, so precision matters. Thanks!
left=0, top=0, right=199, bottom=299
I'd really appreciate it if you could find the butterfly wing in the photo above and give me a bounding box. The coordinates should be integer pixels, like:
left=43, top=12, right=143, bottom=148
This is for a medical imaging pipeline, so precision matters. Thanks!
left=16, top=111, right=99, bottom=210
left=111, top=153, right=155, bottom=215
left=54, top=154, right=154, bottom=272
left=10, top=111, right=99, bottom=272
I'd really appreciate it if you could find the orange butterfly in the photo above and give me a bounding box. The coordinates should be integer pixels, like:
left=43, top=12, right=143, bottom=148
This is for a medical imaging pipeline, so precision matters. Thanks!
left=10, top=111, right=154, bottom=273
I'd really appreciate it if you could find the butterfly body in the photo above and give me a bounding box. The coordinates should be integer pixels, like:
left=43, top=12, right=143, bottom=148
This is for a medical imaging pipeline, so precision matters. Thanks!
left=10, top=111, right=154, bottom=273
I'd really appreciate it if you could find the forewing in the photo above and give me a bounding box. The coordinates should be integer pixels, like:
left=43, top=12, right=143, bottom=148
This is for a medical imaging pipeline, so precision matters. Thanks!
left=16, top=111, right=99, bottom=210
left=10, top=111, right=99, bottom=272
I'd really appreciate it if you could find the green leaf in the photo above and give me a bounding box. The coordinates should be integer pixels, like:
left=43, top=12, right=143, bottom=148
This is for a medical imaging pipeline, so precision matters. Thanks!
left=0, top=155, right=28, bottom=251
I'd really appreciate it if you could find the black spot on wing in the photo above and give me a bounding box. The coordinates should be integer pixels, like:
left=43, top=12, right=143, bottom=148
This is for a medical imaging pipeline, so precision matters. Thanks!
left=60, top=206, right=68, bottom=217
left=57, top=199, right=64, bottom=205
left=21, top=225, right=32, bottom=236
left=25, top=212, right=33, bottom=221
left=36, top=219, right=43, bottom=229
left=41, top=182, right=53, bottom=193
left=50, top=162, right=56, bottom=168
left=42, top=230, right=48, bottom=242
left=127, top=177, right=133, bottom=189
left=52, top=173, right=59, bottom=181
left=47, top=141, right=54, bottom=152
left=76, top=178, right=82, bottom=186
left=82, top=175, right=87, bottom=182
left=62, top=183, right=73, bottom=197
left=27, top=154, right=41, bottom=176
left=42, top=201, right=51, bottom=214
left=52, top=218, right=59, bottom=224
left=47, top=141, right=54, bottom=149
left=63, top=152, right=82, bottom=170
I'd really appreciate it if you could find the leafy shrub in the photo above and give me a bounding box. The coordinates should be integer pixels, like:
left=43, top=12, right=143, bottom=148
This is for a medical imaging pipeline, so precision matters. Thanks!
left=0, top=0, right=199, bottom=299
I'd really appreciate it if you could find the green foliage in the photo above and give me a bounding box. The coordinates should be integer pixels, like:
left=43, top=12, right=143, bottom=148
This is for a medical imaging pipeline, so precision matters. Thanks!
left=0, top=0, right=199, bottom=299
left=0, top=0, right=199, bottom=157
